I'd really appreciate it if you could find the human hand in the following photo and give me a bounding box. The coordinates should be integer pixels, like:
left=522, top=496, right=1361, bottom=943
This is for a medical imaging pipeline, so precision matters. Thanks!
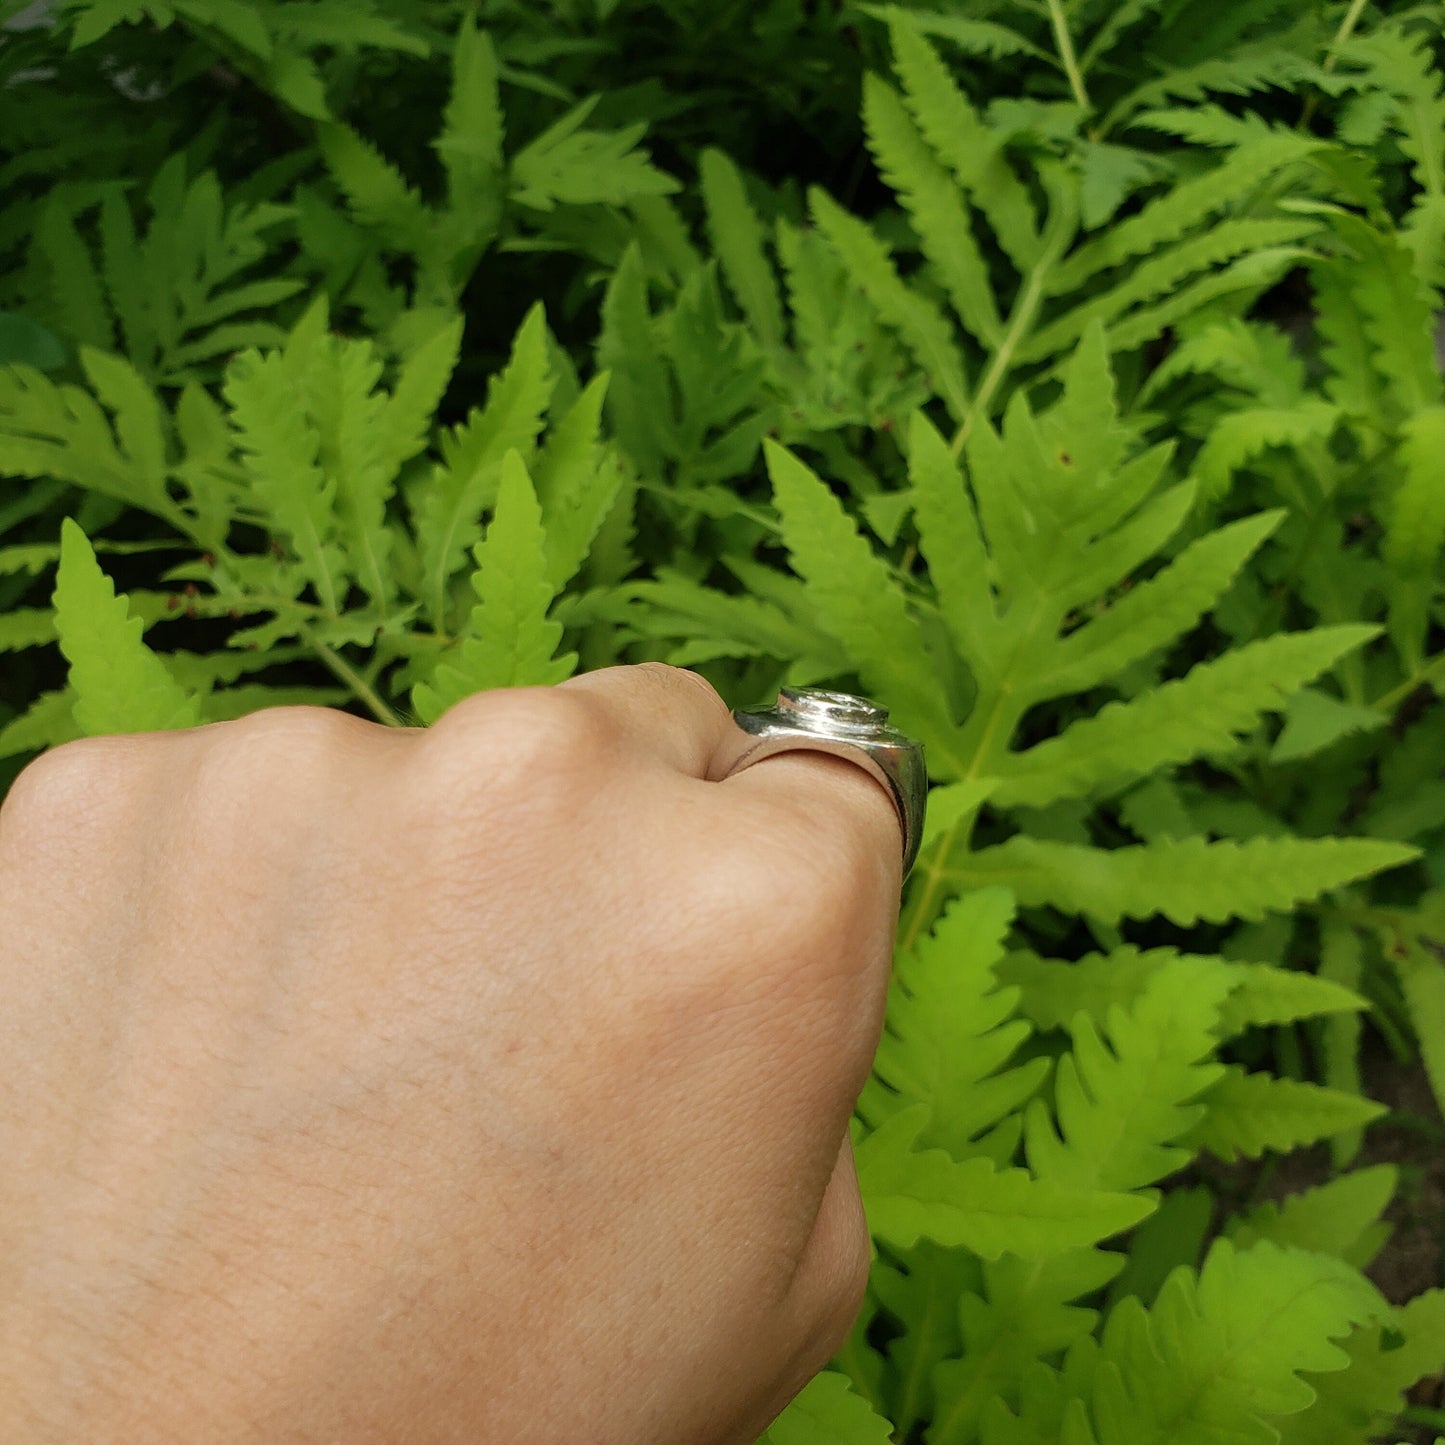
left=0, top=664, right=903, bottom=1444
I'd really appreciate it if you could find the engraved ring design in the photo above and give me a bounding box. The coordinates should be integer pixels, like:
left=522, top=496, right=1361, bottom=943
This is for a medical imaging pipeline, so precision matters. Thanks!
left=708, top=686, right=928, bottom=877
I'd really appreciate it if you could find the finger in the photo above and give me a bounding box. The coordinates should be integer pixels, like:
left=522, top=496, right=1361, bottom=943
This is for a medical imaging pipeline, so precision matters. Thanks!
left=720, top=750, right=904, bottom=897
left=555, top=662, right=736, bottom=779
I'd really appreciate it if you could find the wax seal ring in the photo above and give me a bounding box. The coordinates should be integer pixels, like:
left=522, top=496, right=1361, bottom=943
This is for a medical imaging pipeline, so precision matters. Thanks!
left=709, top=686, right=927, bottom=876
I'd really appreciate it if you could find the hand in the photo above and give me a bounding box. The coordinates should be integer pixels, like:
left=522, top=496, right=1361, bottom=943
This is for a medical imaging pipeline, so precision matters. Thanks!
left=0, top=664, right=903, bottom=1444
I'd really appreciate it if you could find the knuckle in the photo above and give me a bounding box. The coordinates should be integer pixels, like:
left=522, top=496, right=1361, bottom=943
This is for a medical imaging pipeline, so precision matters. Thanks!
left=422, top=687, right=613, bottom=813
left=0, top=736, right=151, bottom=846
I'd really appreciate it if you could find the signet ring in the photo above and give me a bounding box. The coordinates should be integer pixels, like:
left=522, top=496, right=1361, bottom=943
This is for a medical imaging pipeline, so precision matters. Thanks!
left=708, top=686, right=927, bottom=876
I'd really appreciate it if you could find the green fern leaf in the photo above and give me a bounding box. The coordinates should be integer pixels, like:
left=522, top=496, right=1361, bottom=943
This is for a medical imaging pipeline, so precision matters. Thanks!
left=223, top=340, right=345, bottom=615
left=413, top=305, right=554, bottom=630
left=1392, top=929, right=1445, bottom=1123
left=412, top=451, right=575, bottom=724
left=318, top=121, right=430, bottom=249
left=906, top=411, right=996, bottom=678
left=31, top=193, right=113, bottom=352
left=1025, top=963, right=1228, bottom=1194
left=509, top=98, right=677, bottom=210
left=863, top=74, right=1002, bottom=347
left=886, top=20, right=1042, bottom=270
left=532, top=376, right=618, bottom=591
left=1091, top=1238, right=1389, bottom=1441
left=1385, top=404, right=1445, bottom=669
left=0, top=608, right=55, bottom=653
left=1184, top=1066, right=1386, bottom=1162
left=1274, top=1289, right=1445, bottom=1445
left=52, top=518, right=201, bottom=736
left=758, top=1369, right=895, bottom=1445
left=1041, top=510, right=1283, bottom=697
left=766, top=439, right=956, bottom=766
left=0, top=688, right=82, bottom=761
left=856, top=1107, right=1151, bottom=1257
left=1228, top=1166, right=1396, bottom=1265
left=436, top=16, right=503, bottom=214
left=1193, top=399, right=1340, bottom=502
left=1001, top=948, right=1365, bottom=1040
left=865, top=888, right=1048, bottom=1155
left=378, top=315, right=464, bottom=483
left=700, top=149, right=785, bottom=355
left=958, top=835, right=1418, bottom=925
left=1048, top=132, right=1320, bottom=296
left=994, top=626, right=1379, bottom=809
left=809, top=186, right=971, bottom=423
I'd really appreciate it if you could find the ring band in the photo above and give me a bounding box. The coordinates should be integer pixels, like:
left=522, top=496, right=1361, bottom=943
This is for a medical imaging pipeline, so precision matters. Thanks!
left=708, top=687, right=927, bottom=876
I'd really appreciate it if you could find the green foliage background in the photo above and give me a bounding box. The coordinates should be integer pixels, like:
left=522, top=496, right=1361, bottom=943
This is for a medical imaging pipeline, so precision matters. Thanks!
left=3, top=0, right=1445, bottom=1439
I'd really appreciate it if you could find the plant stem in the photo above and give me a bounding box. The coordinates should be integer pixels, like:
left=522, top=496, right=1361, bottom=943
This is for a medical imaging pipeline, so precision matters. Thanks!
left=306, top=630, right=403, bottom=726
left=1324, top=0, right=1370, bottom=70
left=1046, top=0, right=1090, bottom=112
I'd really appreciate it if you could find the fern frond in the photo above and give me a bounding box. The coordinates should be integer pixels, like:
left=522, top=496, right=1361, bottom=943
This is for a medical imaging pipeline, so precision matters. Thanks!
left=436, top=16, right=503, bottom=215
left=699, top=149, right=785, bottom=356
left=1088, top=1238, right=1389, bottom=1442
left=856, top=1107, right=1151, bottom=1257
left=52, top=518, right=200, bottom=736
left=808, top=187, right=971, bottom=423
left=411, top=450, right=574, bottom=724
left=413, top=305, right=554, bottom=631
left=886, top=20, right=1041, bottom=271
left=958, top=834, right=1418, bottom=925
left=863, top=74, right=1003, bottom=348
left=1228, top=1166, right=1396, bottom=1264
left=1039, top=510, right=1283, bottom=698
left=759, top=1369, right=894, bottom=1445
left=1184, top=1066, right=1386, bottom=1162
left=223, top=340, right=345, bottom=615
left=1025, top=963, right=1227, bottom=1194
left=993, top=626, right=1377, bottom=809
left=1274, top=1289, right=1445, bottom=1445
left=766, top=439, right=956, bottom=765
left=509, top=98, right=678, bottom=211
left=1048, top=132, right=1320, bottom=296
left=864, top=888, right=1047, bottom=1155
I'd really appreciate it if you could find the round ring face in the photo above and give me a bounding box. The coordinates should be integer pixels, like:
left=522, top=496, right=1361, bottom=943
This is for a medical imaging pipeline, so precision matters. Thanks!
left=776, top=686, right=890, bottom=736
left=722, top=687, right=928, bottom=877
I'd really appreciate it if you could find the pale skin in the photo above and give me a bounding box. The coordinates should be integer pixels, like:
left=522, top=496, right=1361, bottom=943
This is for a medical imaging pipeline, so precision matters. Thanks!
left=0, top=663, right=903, bottom=1444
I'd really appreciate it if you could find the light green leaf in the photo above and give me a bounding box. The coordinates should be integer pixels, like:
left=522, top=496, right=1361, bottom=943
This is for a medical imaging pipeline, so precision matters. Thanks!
left=52, top=519, right=201, bottom=736
left=1184, top=1067, right=1386, bottom=1162
left=758, top=1370, right=895, bottom=1445
left=412, top=451, right=575, bottom=723
left=857, top=1108, right=1151, bottom=1256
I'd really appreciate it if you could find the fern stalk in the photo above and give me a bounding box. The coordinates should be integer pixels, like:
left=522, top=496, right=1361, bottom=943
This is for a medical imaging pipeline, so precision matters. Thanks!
left=1046, top=0, right=1091, bottom=111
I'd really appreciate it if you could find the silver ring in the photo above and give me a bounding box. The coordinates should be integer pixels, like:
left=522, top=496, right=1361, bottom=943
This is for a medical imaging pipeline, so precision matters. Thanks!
left=708, top=687, right=927, bottom=876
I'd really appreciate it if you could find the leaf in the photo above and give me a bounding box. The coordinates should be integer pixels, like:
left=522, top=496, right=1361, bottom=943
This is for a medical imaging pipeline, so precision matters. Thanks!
left=436, top=16, right=503, bottom=213
left=52, top=519, right=200, bottom=736
left=1228, top=1166, right=1396, bottom=1264
left=1025, top=962, right=1228, bottom=1195
left=1093, top=1238, right=1389, bottom=1440
left=856, top=1108, right=1151, bottom=1257
left=809, top=186, right=971, bottom=423
left=766, top=440, right=954, bottom=764
left=223, top=341, right=345, bottom=614
left=758, top=1370, right=895, bottom=1445
left=414, top=305, right=554, bottom=629
left=700, top=149, right=785, bottom=354
left=1184, top=1067, right=1386, bottom=1162
left=866, top=888, right=1048, bottom=1154
left=412, top=451, right=575, bottom=724
left=510, top=99, right=677, bottom=210
left=862, top=74, right=1002, bottom=347
left=1041, top=511, right=1284, bottom=697
left=1271, top=686, right=1387, bottom=763
left=958, top=835, right=1419, bottom=926
left=995, top=626, right=1379, bottom=808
